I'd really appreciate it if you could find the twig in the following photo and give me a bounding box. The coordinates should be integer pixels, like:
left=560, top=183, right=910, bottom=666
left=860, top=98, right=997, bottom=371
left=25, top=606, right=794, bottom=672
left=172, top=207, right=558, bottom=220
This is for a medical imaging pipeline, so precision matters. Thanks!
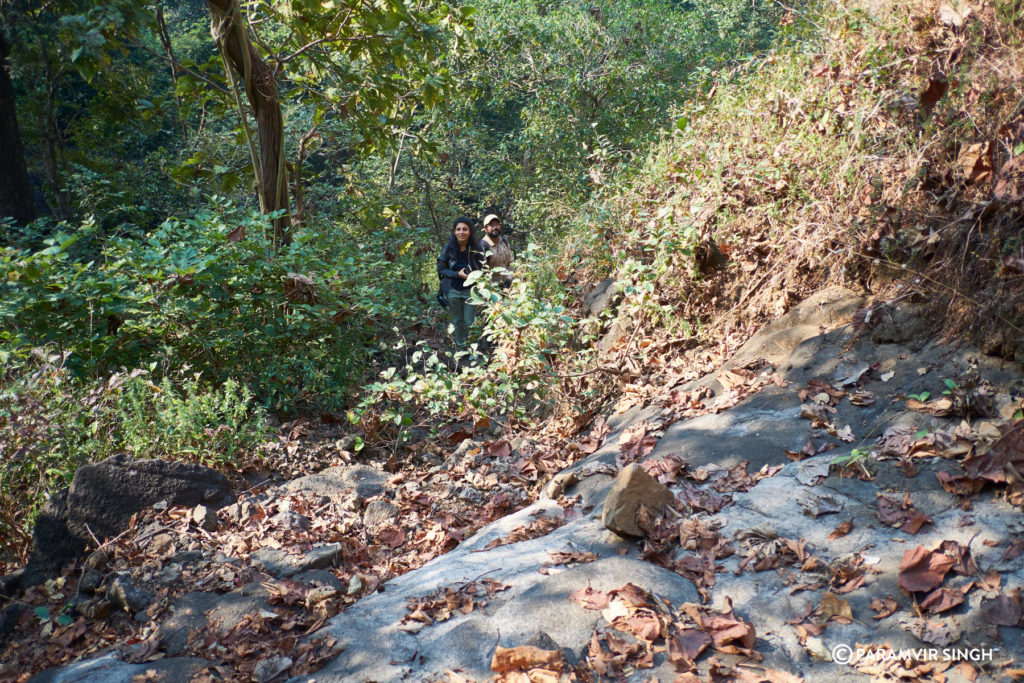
left=544, top=366, right=620, bottom=379
left=616, top=307, right=647, bottom=364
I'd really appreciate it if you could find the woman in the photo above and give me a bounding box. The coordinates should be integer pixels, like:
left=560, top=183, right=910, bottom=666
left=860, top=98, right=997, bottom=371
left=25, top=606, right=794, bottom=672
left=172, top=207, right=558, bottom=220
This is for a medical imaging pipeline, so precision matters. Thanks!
left=437, top=217, right=485, bottom=350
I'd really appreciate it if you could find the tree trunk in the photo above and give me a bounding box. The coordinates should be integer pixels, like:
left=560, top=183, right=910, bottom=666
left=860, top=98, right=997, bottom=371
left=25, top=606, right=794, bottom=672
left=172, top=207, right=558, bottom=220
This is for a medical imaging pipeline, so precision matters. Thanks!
left=0, top=31, right=36, bottom=226
left=206, top=0, right=290, bottom=247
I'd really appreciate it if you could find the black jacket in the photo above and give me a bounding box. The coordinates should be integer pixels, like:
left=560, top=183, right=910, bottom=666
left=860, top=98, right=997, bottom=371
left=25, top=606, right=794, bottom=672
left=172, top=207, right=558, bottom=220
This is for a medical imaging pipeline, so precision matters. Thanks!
left=437, top=237, right=485, bottom=299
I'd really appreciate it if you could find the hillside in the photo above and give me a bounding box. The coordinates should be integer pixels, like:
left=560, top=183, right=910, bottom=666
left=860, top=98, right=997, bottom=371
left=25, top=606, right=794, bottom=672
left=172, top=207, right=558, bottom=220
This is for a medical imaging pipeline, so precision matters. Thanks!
left=2, top=0, right=1024, bottom=680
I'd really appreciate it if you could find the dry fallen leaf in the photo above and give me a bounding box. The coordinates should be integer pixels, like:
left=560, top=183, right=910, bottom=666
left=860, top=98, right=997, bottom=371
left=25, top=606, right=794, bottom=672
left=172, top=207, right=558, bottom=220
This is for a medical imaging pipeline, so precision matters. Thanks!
left=919, top=587, right=965, bottom=614
left=957, top=141, right=994, bottom=184
left=898, top=545, right=955, bottom=593
left=817, top=592, right=853, bottom=624
left=828, top=520, right=853, bottom=540
left=869, top=596, right=899, bottom=619
left=490, top=645, right=564, bottom=674
left=939, top=0, right=973, bottom=26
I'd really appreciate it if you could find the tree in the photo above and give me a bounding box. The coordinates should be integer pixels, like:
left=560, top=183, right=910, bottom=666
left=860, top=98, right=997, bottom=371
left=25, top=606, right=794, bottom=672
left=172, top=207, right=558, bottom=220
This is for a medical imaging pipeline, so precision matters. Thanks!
left=0, top=28, right=36, bottom=225
left=207, top=0, right=290, bottom=247
left=203, top=0, right=474, bottom=248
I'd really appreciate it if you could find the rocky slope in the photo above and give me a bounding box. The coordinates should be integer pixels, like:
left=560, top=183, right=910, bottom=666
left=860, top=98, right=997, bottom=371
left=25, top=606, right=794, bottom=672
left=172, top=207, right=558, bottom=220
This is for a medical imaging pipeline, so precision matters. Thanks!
left=12, top=287, right=1024, bottom=682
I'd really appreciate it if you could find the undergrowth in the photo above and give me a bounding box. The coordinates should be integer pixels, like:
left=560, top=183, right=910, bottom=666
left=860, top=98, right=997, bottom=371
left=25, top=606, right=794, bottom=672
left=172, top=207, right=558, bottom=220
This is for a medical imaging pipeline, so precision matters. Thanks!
left=0, top=362, right=267, bottom=562
left=552, top=0, right=1024, bottom=404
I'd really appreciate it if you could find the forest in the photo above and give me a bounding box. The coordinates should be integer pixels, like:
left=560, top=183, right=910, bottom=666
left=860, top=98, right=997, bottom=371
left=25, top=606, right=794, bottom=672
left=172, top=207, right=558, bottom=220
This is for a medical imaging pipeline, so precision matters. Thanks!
left=1, top=0, right=784, bottom=560
left=5, top=0, right=1024, bottom=679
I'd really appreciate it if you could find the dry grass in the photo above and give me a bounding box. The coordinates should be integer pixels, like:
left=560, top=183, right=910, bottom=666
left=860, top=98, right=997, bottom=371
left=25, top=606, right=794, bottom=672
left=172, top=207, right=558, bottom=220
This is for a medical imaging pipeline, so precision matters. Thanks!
left=560, top=0, right=1024, bottom=397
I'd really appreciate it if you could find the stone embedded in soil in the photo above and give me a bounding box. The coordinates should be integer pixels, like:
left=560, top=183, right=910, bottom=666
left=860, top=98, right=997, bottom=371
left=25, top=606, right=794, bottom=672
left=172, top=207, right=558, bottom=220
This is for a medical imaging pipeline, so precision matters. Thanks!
left=252, top=543, right=344, bottom=578
left=362, top=500, right=400, bottom=528
left=601, top=464, right=674, bottom=537
left=270, top=510, right=310, bottom=531
left=21, top=455, right=231, bottom=589
left=108, top=575, right=154, bottom=614
left=76, top=568, right=103, bottom=595
left=283, top=464, right=386, bottom=502
left=149, top=532, right=176, bottom=555
left=192, top=505, right=219, bottom=532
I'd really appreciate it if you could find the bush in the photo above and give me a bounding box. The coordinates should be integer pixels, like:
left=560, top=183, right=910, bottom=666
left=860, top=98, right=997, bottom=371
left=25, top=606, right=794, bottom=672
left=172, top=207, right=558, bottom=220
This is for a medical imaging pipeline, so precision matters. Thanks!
left=355, top=245, right=584, bottom=439
left=0, top=362, right=267, bottom=562
left=0, top=199, right=424, bottom=411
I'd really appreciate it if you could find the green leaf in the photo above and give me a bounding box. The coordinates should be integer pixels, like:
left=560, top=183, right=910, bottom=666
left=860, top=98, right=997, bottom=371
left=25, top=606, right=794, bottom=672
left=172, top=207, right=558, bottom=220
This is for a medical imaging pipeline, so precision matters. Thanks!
left=56, top=614, right=73, bottom=626
left=34, top=607, right=50, bottom=621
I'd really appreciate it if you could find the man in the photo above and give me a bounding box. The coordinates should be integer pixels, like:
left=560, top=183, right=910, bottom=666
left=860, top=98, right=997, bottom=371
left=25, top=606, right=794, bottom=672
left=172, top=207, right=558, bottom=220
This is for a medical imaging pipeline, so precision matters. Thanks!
left=480, top=213, right=514, bottom=288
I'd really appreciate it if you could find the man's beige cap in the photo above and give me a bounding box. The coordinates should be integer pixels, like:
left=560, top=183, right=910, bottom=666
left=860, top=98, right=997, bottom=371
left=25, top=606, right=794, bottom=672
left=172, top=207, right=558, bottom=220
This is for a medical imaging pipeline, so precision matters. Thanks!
left=483, top=214, right=500, bottom=226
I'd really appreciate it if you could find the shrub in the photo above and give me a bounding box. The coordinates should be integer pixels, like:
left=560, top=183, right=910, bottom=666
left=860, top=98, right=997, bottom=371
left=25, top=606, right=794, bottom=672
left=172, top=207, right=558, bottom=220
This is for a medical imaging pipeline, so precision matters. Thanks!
left=354, top=245, right=585, bottom=440
left=0, top=199, right=422, bottom=411
left=0, top=362, right=267, bottom=562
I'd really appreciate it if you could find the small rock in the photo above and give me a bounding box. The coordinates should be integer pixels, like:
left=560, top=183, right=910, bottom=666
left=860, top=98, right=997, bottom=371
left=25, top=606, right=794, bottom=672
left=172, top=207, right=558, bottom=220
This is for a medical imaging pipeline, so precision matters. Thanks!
left=172, top=550, right=203, bottom=565
left=362, top=500, right=400, bottom=528
left=77, top=568, right=103, bottom=595
left=252, top=544, right=343, bottom=578
left=150, top=533, right=176, bottom=555
left=192, top=505, right=219, bottom=532
left=108, top=576, right=154, bottom=614
left=509, top=437, right=533, bottom=456
left=347, top=574, right=364, bottom=596
left=458, top=487, right=483, bottom=504
left=306, top=585, right=341, bottom=609
left=0, top=570, right=24, bottom=599
left=84, top=549, right=110, bottom=571
left=270, top=510, right=310, bottom=531
left=75, top=597, right=111, bottom=620
left=583, top=278, right=620, bottom=317
left=160, top=564, right=182, bottom=584
left=404, top=427, right=429, bottom=444
left=602, top=464, right=674, bottom=538
left=0, top=603, right=28, bottom=641
left=451, top=439, right=481, bottom=462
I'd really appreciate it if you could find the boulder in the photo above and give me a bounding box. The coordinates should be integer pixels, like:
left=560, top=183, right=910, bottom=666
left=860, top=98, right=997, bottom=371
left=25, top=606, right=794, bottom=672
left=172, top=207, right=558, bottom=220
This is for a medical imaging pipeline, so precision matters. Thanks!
left=582, top=278, right=620, bottom=318
left=108, top=575, right=155, bottom=615
left=601, top=464, right=674, bottom=538
left=252, top=543, right=344, bottom=578
left=22, top=455, right=231, bottom=588
left=284, top=464, right=386, bottom=502
left=596, top=316, right=632, bottom=356
left=870, top=303, right=929, bottom=345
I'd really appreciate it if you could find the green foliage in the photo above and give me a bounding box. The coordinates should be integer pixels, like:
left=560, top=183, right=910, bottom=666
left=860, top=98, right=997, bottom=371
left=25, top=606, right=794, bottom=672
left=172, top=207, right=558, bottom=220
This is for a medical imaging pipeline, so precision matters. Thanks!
left=0, top=362, right=267, bottom=559
left=357, top=245, right=581, bottom=434
left=832, top=447, right=871, bottom=470
left=118, top=372, right=267, bottom=466
left=0, top=201, right=422, bottom=410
